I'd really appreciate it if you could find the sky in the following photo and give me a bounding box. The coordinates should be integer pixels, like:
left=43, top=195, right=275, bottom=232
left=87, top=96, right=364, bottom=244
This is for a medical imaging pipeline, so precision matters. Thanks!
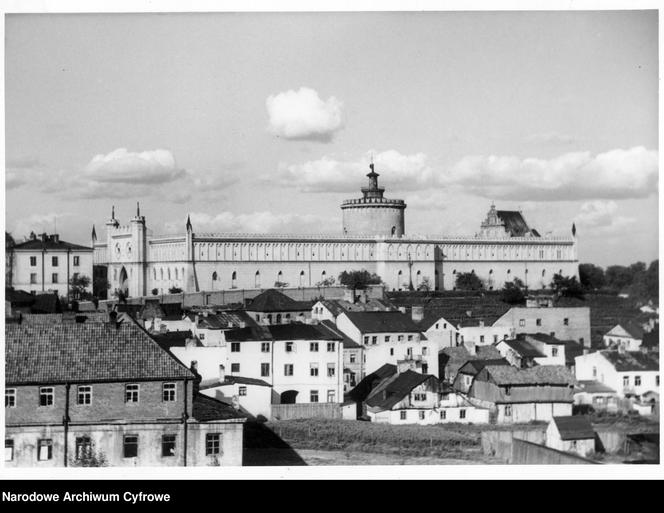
left=4, top=10, right=659, bottom=267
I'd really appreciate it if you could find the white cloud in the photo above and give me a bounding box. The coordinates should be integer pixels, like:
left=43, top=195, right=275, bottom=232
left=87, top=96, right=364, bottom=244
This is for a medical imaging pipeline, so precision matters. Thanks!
left=266, top=87, right=343, bottom=142
left=575, top=200, right=635, bottom=233
left=10, top=212, right=73, bottom=240
left=84, top=148, right=185, bottom=184
left=272, top=150, right=433, bottom=192
left=443, top=146, right=658, bottom=201
left=164, top=211, right=339, bottom=235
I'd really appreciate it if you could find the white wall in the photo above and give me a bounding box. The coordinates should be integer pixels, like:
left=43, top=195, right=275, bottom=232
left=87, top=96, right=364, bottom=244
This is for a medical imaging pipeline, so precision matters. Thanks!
left=201, top=384, right=271, bottom=419
left=12, top=249, right=93, bottom=297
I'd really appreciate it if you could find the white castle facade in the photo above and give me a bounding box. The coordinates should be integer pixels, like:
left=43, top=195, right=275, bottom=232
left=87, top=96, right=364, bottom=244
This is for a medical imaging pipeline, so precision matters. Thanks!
left=92, top=165, right=579, bottom=297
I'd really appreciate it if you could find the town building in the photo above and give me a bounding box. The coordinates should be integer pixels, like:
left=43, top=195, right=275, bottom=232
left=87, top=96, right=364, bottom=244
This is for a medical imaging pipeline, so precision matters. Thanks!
left=199, top=375, right=272, bottom=420
left=8, top=232, right=93, bottom=300
left=4, top=315, right=245, bottom=467
left=91, top=169, right=579, bottom=298
left=245, top=288, right=312, bottom=325
left=603, top=322, right=644, bottom=352
left=319, top=320, right=364, bottom=392
left=439, top=344, right=503, bottom=385
left=573, top=380, right=619, bottom=413
left=494, top=338, right=547, bottom=368
left=545, top=416, right=596, bottom=457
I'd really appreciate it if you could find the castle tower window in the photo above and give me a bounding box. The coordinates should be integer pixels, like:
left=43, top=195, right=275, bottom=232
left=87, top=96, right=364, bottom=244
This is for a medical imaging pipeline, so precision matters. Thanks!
left=231, top=271, right=237, bottom=289
left=168, top=269, right=171, bottom=280
left=175, top=268, right=179, bottom=280
left=212, top=271, right=217, bottom=281
left=255, top=271, right=261, bottom=288
left=299, top=270, right=305, bottom=287
left=153, top=269, right=156, bottom=280
left=398, top=270, right=403, bottom=289
left=276, top=314, right=282, bottom=324
left=160, top=268, right=163, bottom=280
left=277, top=271, right=283, bottom=284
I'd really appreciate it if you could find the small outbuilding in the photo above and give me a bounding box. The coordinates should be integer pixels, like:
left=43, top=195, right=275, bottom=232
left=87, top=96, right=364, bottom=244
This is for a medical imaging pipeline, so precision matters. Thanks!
left=546, top=415, right=596, bottom=457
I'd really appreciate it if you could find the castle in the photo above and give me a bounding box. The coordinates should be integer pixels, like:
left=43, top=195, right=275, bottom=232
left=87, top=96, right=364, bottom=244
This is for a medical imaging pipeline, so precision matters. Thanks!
left=92, top=164, right=579, bottom=297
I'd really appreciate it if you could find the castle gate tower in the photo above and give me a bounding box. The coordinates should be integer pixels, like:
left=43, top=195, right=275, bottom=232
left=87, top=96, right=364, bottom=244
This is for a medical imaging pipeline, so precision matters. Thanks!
left=341, top=162, right=406, bottom=237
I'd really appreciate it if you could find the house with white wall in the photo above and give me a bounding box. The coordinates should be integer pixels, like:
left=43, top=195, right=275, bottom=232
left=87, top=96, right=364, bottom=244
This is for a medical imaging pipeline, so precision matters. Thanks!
left=523, top=333, right=568, bottom=366
left=603, top=322, right=644, bottom=352
left=546, top=416, right=596, bottom=457
left=199, top=375, right=272, bottom=420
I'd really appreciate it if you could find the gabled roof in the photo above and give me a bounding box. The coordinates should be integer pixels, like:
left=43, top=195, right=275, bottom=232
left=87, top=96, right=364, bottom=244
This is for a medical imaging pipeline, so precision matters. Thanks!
left=347, top=364, right=397, bottom=403
left=199, top=376, right=271, bottom=389
left=440, top=345, right=503, bottom=381
left=458, top=358, right=510, bottom=376
left=5, top=288, right=35, bottom=307
left=12, top=237, right=92, bottom=252
left=31, top=293, right=62, bottom=314
left=320, top=320, right=362, bottom=349
left=552, top=416, right=595, bottom=441
left=319, top=298, right=394, bottom=317
left=575, top=380, right=617, bottom=394
left=600, top=350, right=659, bottom=372
left=365, top=370, right=436, bottom=411
left=617, top=321, right=646, bottom=340
left=269, top=322, right=342, bottom=341
left=151, top=330, right=201, bottom=350
left=224, top=325, right=273, bottom=342
left=246, top=289, right=312, bottom=312
left=501, top=339, right=547, bottom=358
left=482, top=365, right=574, bottom=386
left=496, top=210, right=539, bottom=237
left=191, top=393, right=246, bottom=422
left=525, top=333, right=567, bottom=345
left=195, top=310, right=256, bottom=329
left=341, top=311, right=422, bottom=333
left=5, top=319, right=194, bottom=385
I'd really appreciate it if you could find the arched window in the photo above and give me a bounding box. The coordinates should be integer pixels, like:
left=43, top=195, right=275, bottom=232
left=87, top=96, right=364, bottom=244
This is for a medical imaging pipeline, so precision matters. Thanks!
left=507, top=269, right=511, bottom=275
left=167, top=268, right=171, bottom=280
left=231, top=271, right=237, bottom=288
left=276, top=313, right=282, bottom=324
left=175, top=268, right=179, bottom=280
left=416, top=270, right=421, bottom=286
left=299, top=270, right=305, bottom=287
left=397, top=270, right=403, bottom=289
left=277, top=271, right=283, bottom=284
left=160, top=268, right=163, bottom=280
left=391, top=226, right=396, bottom=236
left=489, top=269, right=493, bottom=274
left=542, top=269, right=546, bottom=277
left=285, top=313, right=291, bottom=321
left=255, top=270, right=261, bottom=288
left=267, top=314, right=272, bottom=324
left=321, top=270, right=326, bottom=281
left=153, top=268, right=156, bottom=280
left=212, top=271, right=217, bottom=281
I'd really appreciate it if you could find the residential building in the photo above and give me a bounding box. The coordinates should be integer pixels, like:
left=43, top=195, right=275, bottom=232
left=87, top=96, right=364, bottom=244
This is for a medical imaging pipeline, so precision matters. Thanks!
left=8, top=232, right=93, bottom=300
left=574, top=380, right=619, bottom=413
left=245, top=288, right=312, bottom=325
left=439, top=344, right=503, bottom=385
left=199, top=375, right=272, bottom=420
left=522, top=333, right=568, bottom=366
left=319, top=320, right=364, bottom=391
left=468, top=365, right=575, bottom=423
left=453, top=358, right=510, bottom=394
left=603, top=322, right=644, bottom=352
left=494, top=338, right=547, bottom=369
left=5, top=316, right=245, bottom=467
left=546, top=416, right=596, bottom=457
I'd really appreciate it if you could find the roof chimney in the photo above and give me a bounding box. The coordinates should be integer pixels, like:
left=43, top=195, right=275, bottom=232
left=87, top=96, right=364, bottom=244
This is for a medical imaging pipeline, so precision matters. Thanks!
left=411, top=305, right=424, bottom=322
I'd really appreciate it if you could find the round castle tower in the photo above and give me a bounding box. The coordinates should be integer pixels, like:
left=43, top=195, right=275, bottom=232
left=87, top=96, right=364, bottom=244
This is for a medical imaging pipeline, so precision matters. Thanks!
left=341, top=162, right=406, bottom=237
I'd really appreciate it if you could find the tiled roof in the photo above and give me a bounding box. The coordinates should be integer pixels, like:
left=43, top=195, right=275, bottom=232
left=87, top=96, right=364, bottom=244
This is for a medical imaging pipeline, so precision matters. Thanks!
left=552, top=416, right=595, bottom=441
left=484, top=365, right=574, bottom=386
left=365, top=370, right=436, bottom=411
left=191, top=393, right=246, bottom=422
left=458, top=358, right=510, bottom=375
left=269, top=322, right=342, bottom=341
left=525, top=333, right=567, bottom=345
left=440, top=345, right=503, bottom=382
left=503, top=339, right=547, bottom=358
left=601, top=350, right=659, bottom=372
left=618, top=321, right=646, bottom=340
left=347, top=364, right=397, bottom=403
left=151, top=330, right=200, bottom=350
left=20, top=312, right=110, bottom=324
left=496, top=210, right=539, bottom=237
left=199, top=376, right=271, bottom=389
left=13, top=237, right=92, bottom=252
left=321, top=299, right=394, bottom=317
left=5, top=319, right=194, bottom=385
left=196, top=310, right=256, bottom=329
left=224, top=325, right=273, bottom=342
left=320, top=320, right=362, bottom=349
left=342, top=311, right=422, bottom=333
left=575, top=380, right=617, bottom=394
left=246, top=289, right=312, bottom=312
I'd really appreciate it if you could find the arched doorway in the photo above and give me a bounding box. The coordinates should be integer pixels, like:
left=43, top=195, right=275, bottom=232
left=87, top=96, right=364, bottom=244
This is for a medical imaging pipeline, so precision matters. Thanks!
left=280, top=390, right=298, bottom=404
left=119, top=266, right=129, bottom=296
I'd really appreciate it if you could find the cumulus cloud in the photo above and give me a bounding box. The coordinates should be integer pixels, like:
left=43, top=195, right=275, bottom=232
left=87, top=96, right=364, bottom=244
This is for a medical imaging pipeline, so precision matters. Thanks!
left=271, top=150, right=433, bottom=193
left=442, top=146, right=658, bottom=201
left=164, top=211, right=340, bottom=235
left=575, top=200, right=636, bottom=233
left=266, top=87, right=343, bottom=142
left=10, top=212, right=73, bottom=240
left=84, top=148, right=185, bottom=184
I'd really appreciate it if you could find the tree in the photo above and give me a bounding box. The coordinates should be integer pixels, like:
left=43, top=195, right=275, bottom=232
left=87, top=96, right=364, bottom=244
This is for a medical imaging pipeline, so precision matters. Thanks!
left=168, top=286, right=183, bottom=294
left=274, top=281, right=289, bottom=288
left=316, top=276, right=336, bottom=287
left=417, top=276, right=432, bottom=292
left=69, top=445, right=108, bottom=467
left=578, top=263, right=605, bottom=291
left=338, top=270, right=383, bottom=293
left=501, top=278, right=525, bottom=305
left=605, top=265, right=634, bottom=291
left=93, top=275, right=110, bottom=300
left=455, top=272, right=484, bottom=291
left=550, top=273, right=585, bottom=299
left=151, top=288, right=159, bottom=296
left=69, top=274, right=91, bottom=300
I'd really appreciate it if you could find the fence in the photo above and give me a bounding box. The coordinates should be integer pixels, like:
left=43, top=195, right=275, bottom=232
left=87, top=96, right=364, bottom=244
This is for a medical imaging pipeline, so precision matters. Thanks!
left=271, top=403, right=342, bottom=421
left=511, top=439, right=599, bottom=465
left=481, top=429, right=547, bottom=462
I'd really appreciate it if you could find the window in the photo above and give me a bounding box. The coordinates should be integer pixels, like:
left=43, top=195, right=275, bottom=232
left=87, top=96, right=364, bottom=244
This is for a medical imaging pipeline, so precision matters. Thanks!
left=656, top=375, right=660, bottom=387
left=389, top=348, right=394, bottom=356
left=231, top=363, right=240, bottom=374
left=536, top=318, right=542, bottom=326
left=519, top=319, right=525, bottom=327
left=5, top=389, right=16, bottom=408
left=38, top=439, right=53, bottom=461
left=310, top=363, right=319, bottom=377
left=123, top=435, right=138, bottom=458
left=479, top=335, right=485, bottom=343
left=440, top=410, right=447, bottom=420
left=77, top=385, right=92, bottom=405
left=75, top=437, right=92, bottom=460
left=384, top=336, right=390, bottom=343
left=125, top=384, right=139, bottom=403
left=39, top=387, right=54, bottom=407
left=435, top=323, right=439, bottom=329
left=422, top=346, right=428, bottom=356
left=310, top=342, right=319, bottom=352
left=5, top=440, right=14, bottom=462
left=30, top=256, right=37, bottom=266
left=199, top=333, right=206, bottom=340
left=238, top=386, right=247, bottom=396
left=327, top=363, right=336, bottom=377
left=414, top=393, right=426, bottom=401
left=564, top=318, right=569, bottom=326
left=327, top=390, right=336, bottom=403
left=261, top=363, right=270, bottom=377
left=285, top=342, right=294, bottom=353
left=327, top=342, right=335, bottom=352
left=398, top=335, right=404, bottom=342
left=51, top=273, right=58, bottom=284
left=408, top=335, right=413, bottom=341
left=579, top=338, right=585, bottom=346
left=623, top=376, right=630, bottom=387
left=162, top=383, right=176, bottom=402
left=52, top=256, right=58, bottom=267
left=231, top=342, right=240, bottom=353
left=284, top=364, right=294, bottom=376
left=73, top=256, right=80, bottom=266
left=505, top=405, right=512, bottom=417
left=261, top=342, right=270, bottom=353
left=162, top=435, right=176, bottom=457
left=592, top=366, right=597, bottom=378
left=552, top=347, right=558, bottom=357
left=30, top=273, right=37, bottom=284
left=635, top=376, right=642, bottom=386
left=422, top=364, right=428, bottom=373
left=363, top=336, right=369, bottom=345
left=400, top=411, right=407, bottom=420
left=206, top=434, right=221, bottom=455
left=406, top=347, right=413, bottom=356
left=350, top=353, right=356, bottom=363
left=419, top=411, right=425, bottom=420
left=459, top=409, right=466, bottom=419
left=310, top=390, right=319, bottom=403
